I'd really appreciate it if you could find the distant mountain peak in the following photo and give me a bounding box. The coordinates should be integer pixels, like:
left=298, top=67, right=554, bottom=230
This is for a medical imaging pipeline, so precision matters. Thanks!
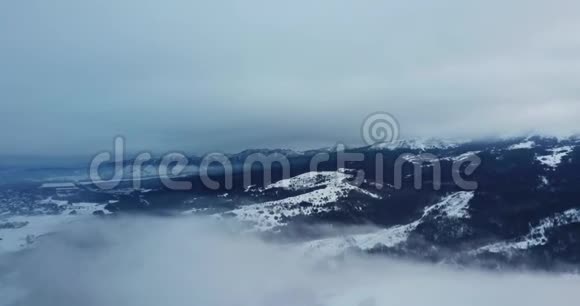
left=368, top=137, right=464, bottom=151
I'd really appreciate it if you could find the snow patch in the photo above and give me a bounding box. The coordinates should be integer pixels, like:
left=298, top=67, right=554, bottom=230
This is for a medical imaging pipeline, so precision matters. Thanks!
left=442, top=151, right=481, bottom=162
left=301, top=221, right=421, bottom=258
left=265, top=170, right=351, bottom=191
left=478, top=208, right=580, bottom=253
left=229, top=170, right=381, bottom=231
left=422, top=191, right=474, bottom=219
left=37, top=197, right=69, bottom=206
left=370, top=138, right=462, bottom=151
left=300, top=192, right=474, bottom=256
left=509, top=141, right=535, bottom=150
left=0, top=202, right=111, bottom=254
left=536, top=146, right=574, bottom=168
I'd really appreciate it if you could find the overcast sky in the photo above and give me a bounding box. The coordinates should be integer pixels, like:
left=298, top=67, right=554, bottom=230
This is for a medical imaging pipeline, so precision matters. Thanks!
left=1, top=0, right=580, bottom=156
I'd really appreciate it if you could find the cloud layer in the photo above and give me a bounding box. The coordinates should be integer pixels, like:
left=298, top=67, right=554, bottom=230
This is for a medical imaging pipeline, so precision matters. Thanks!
left=1, top=0, right=580, bottom=155
left=1, top=216, right=580, bottom=306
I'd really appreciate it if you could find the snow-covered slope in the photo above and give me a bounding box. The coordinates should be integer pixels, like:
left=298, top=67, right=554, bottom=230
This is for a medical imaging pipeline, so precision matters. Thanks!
left=477, top=208, right=580, bottom=254
left=0, top=198, right=111, bottom=254
left=300, top=221, right=421, bottom=258
left=536, top=146, right=574, bottom=168
left=301, top=192, right=474, bottom=258
left=226, top=169, right=381, bottom=231
left=422, top=191, right=474, bottom=219
left=509, top=141, right=535, bottom=150
left=370, top=138, right=463, bottom=151
left=442, top=151, right=481, bottom=162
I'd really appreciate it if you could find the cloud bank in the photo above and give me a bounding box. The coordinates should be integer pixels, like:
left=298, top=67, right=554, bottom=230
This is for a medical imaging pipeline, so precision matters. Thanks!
left=1, top=216, right=579, bottom=306
left=1, top=0, right=580, bottom=155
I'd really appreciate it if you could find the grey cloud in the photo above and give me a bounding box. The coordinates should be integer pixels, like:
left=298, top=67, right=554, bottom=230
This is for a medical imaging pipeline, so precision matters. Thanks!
left=1, top=216, right=580, bottom=306
left=1, top=0, right=580, bottom=156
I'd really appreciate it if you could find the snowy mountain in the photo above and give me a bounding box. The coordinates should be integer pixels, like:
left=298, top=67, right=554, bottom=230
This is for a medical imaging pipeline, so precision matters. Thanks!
left=225, top=169, right=381, bottom=231
left=300, top=191, right=473, bottom=257
left=367, top=138, right=463, bottom=151
left=2, top=136, right=580, bottom=271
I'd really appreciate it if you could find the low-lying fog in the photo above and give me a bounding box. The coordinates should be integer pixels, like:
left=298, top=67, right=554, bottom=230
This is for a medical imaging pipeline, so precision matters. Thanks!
left=1, top=216, right=578, bottom=306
